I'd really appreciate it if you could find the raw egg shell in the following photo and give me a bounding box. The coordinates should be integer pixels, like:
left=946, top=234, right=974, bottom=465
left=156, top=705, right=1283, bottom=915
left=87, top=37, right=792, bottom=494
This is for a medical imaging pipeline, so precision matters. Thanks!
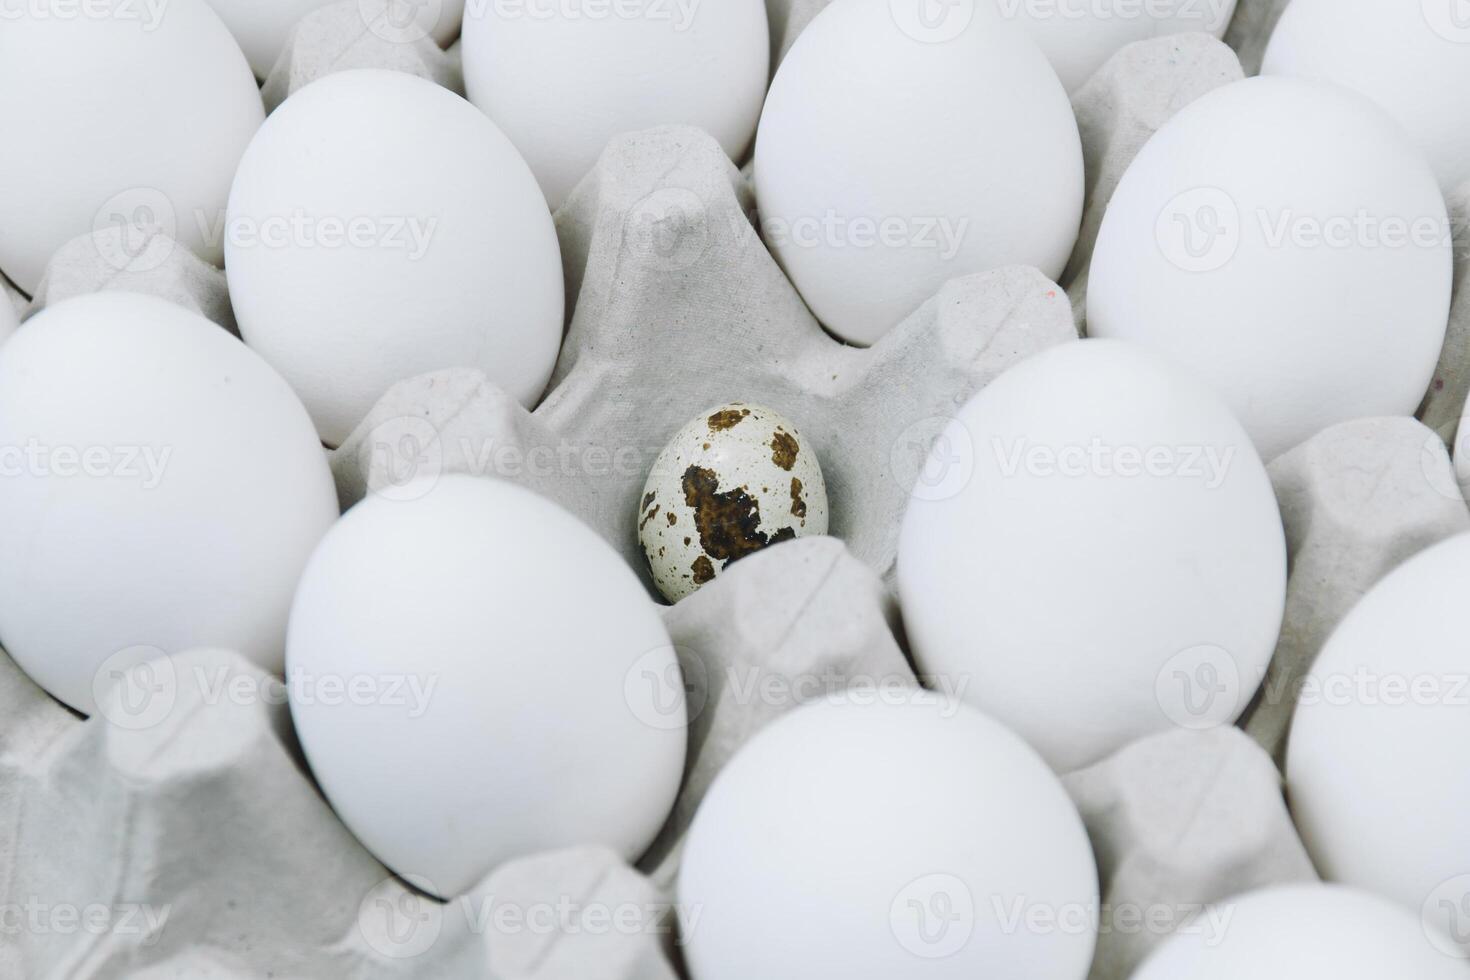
left=679, top=696, right=1098, bottom=980
left=639, top=403, right=828, bottom=603
left=205, top=0, right=465, bottom=77
left=0, top=292, right=338, bottom=714
left=226, top=70, right=564, bottom=448
left=1006, top=0, right=1238, bottom=92
left=461, top=0, right=769, bottom=209
left=1131, top=885, right=1469, bottom=979
left=755, top=0, right=1083, bottom=346
left=288, top=476, right=687, bottom=898
left=1087, top=76, right=1452, bottom=460
left=1287, top=534, right=1470, bottom=924
left=0, top=0, right=263, bottom=293
left=898, top=340, right=1285, bottom=773
left=1263, top=0, right=1470, bottom=190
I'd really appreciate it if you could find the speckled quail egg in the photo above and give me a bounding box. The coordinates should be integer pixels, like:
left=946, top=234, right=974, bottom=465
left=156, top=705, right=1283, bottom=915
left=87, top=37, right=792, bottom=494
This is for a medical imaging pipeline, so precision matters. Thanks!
left=639, top=404, right=828, bottom=603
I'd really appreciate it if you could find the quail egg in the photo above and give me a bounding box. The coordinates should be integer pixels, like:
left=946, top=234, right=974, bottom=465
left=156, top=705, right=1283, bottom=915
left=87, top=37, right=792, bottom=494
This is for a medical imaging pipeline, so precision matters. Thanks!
left=639, top=404, right=828, bottom=603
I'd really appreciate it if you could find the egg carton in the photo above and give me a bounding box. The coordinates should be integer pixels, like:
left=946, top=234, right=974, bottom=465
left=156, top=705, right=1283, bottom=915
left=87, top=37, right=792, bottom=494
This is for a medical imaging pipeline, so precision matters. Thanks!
left=1238, top=416, right=1470, bottom=765
left=0, top=535, right=904, bottom=978
left=0, top=642, right=680, bottom=979
left=0, top=280, right=18, bottom=347
left=1065, top=726, right=1318, bottom=980
left=27, top=227, right=239, bottom=336
left=261, top=0, right=465, bottom=114
left=1422, top=181, right=1470, bottom=443
left=5, top=5, right=1470, bottom=979
left=0, top=528, right=1324, bottom=980
left=1064, top=420, right=1470, bottom=980
left=3, top=272, right=24, bottom=321
left=1224, top=0, right=1290, bottom=74
left=636, top=537, right=916, bottom=890
left=330, top=135, right=1077, bottom=597
left=1060, top=30, right=1245, bottom=325
left=256, top=0, right=801, bottom=121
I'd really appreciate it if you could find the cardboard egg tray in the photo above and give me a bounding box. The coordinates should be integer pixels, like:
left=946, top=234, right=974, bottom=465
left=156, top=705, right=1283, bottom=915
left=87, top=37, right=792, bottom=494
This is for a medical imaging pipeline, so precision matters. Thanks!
left=4, top=0, right=1470, bottom=976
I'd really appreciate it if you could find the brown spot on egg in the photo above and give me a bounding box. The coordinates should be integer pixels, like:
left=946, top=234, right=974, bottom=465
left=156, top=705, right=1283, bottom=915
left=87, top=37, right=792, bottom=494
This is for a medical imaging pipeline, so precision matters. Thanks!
left=682, top=465, right=786, bottom=568
left=691, top=555, right=716, bottom=584
left=641, top=543, right=663, bottom=582
left=708, top=407, right=751, bottom=432
left=643, top=491, right=656, bottom=509
left=791, top=478, right=806, bottom=519
left=771, top=430, right=799, bottom=471
left=667, top=512, right=677, bottom=526
left=639, top=504, right=661, bottom=530
left=683, top=537, right=691, bottom=546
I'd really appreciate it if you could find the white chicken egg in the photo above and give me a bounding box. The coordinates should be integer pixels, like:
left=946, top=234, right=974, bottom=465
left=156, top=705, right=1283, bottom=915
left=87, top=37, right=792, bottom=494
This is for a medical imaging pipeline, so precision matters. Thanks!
left=1002, top=0, right=1238, bottom=92
left=1287, top=534, right=1470, bottom=939
left=754, top=0, right=1083, bottom=347
left=204, top=0, right=466, bottom=78
left=639, top=404, right=828, bottom=603
left=679, top=696, right=1099, bottom=980
left=461, top=0, right=769, bottom=210
left=226, top=70, right=564, bottom=448
left=1087, top=77, right=1452, bottom=460
left=1132, top=885, right=1470, bottom=979
left=288, top=475, right=687, bottom=898
left=898, top=340, right=1285, bottom=773
left=0, top=0, right=263, bottom=294
left=0, top=292, right=338, bottom=715
left=1263, top=0, right=1470, bottom=191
